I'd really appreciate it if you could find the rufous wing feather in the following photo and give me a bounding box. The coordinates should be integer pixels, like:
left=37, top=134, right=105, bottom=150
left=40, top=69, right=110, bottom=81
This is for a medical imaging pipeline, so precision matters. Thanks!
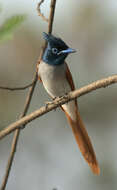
left=64, top=62, right=100, bottom=175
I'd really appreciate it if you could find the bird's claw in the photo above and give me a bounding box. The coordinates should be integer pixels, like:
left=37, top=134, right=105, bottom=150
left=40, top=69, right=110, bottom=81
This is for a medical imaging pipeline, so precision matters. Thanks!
left=45, top=94, right=68, bottom=110
left=45, top=101, right=52, bottom=109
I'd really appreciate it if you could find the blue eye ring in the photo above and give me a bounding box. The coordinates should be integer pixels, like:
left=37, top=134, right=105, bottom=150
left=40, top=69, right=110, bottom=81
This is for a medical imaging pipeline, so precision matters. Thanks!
left=52, top=48, right=58, bottom=54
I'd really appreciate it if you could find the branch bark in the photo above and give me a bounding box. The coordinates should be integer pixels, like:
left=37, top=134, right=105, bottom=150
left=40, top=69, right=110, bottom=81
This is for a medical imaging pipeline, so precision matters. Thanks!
left=37, top=0, right=49, bottom=22
left=0, top=1, right=57, bottom=190
left=0, top=74, right=117, bottom=140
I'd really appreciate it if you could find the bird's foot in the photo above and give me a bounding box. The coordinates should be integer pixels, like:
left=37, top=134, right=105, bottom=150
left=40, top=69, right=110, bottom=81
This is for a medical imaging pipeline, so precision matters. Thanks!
left=57, top=94, right=68, bottom=101
left=45, top=101, right=52, bottom=109
left=45, top=97, right=57, bottom=111
left=52, top=97, right=57, bottom=101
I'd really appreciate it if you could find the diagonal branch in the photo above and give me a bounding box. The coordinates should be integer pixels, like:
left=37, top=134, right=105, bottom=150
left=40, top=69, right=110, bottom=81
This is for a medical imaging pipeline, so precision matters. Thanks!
left=0, top=74, right=117, bottom=140
left=0, top=82, right=33, bottom=91
left=0, top=1, right=57, bottom=190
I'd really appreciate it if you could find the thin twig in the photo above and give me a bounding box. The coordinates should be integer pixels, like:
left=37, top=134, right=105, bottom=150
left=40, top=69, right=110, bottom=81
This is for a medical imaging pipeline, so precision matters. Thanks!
left=37, top=0, right=49, bottom=22
left=0, top=0, right=57, bottom=190
left=0, top=74, right=117, bottom=140
left=0, top=82, right=33, bottom=91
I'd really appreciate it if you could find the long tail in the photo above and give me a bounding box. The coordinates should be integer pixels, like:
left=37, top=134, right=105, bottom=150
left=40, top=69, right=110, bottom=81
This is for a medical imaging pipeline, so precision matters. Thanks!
left=64, top=110, right=100, bottom=175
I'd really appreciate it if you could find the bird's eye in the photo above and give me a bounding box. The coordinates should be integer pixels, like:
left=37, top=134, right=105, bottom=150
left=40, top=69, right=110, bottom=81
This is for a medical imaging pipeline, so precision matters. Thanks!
left=52, top=48, right=58, bottom=54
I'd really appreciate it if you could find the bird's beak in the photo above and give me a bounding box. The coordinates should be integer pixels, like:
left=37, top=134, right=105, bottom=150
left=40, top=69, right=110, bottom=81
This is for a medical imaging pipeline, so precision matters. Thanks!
left=60, top=48, right=76, bottom=54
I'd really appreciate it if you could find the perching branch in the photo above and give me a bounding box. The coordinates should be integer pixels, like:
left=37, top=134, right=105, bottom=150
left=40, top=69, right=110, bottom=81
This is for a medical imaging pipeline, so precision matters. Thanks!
left=0, top=1, right=57, bottom=190
left=0, top=82, right=33, bottom=91
left=0, top=74, right=117, bottom=140
left=37, top=0, right=49, bottom=22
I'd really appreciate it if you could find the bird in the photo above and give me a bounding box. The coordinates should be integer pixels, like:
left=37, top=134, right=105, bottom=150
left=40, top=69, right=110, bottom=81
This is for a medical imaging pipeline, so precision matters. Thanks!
left=37, top=32, right=100, bottom=175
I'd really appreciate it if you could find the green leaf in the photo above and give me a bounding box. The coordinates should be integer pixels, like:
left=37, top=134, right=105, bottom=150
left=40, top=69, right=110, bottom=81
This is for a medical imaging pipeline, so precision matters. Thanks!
left=0, top=15, right=26, bottom=42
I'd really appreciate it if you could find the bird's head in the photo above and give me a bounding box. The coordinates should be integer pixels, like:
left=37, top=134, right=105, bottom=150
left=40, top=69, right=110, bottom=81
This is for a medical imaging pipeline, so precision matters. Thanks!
left=42, top=32, right=76, bottom=65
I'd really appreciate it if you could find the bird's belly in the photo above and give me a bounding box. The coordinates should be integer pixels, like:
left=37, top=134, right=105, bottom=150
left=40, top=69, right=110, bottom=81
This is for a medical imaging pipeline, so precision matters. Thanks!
left=38, top=62, right=77, bottom=120
left=42, top=71, right=70, bottom=98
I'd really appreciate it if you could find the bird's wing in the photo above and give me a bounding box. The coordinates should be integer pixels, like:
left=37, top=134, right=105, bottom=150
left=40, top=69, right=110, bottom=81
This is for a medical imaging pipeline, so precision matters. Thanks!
left=64, top=62, right=78, bottom=108
left=65, top=62, right=75, bottom=91
left=37, top=61, right=42, bottom=82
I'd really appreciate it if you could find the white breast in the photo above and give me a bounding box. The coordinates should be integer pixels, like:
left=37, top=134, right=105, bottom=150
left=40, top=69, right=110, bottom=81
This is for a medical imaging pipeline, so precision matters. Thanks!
left=38, top=61, right=77, bottom=120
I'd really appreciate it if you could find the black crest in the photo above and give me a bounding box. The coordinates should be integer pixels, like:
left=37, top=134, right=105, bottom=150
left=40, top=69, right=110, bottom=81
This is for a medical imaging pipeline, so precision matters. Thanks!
left=43, top=32, right=68, bottom=50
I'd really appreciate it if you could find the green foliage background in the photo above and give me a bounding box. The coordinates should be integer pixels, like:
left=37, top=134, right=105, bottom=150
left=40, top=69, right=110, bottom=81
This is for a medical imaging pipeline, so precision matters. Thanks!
left=0, top=12, right=26, bottom=42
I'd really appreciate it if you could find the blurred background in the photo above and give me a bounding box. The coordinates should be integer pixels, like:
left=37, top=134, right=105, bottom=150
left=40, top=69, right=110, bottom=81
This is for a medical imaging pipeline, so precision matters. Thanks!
left=0, top=0, right=117, bottom=189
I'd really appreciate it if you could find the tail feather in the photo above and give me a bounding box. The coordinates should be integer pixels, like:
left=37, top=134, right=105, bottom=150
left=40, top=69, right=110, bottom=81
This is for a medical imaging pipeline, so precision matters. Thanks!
left=65, top=110, right=100, bottom=175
